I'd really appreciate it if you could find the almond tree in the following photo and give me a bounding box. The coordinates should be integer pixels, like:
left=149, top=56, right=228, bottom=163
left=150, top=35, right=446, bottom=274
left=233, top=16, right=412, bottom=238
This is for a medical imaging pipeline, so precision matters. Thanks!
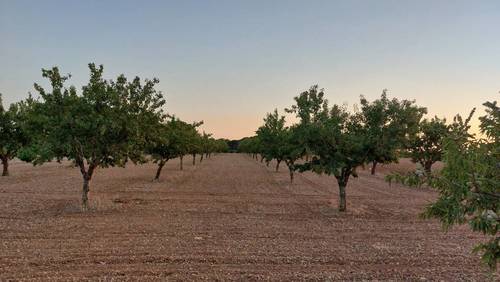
left=19, top=64, right=165, bottom=210
left=187, top=122, right=203, bottom=165
left=360, top=90, right=426, bottom=174
left=299, top=105, right=368, bottom=211
left=168, top=117, right=196, bottom=170
left=200, top=132, right=213, bottom=162
left=289, top=86, right=372, bottom=212
left=256, top=109, right=287, bottom=171
left=212, top=139, right=229, bottom=154
left=238, top=136, right=261, bottom=159
left=148, top=120, right=178, bottom=180
left=407, top=116, right=449, bottom=174
left=282, top=125, right=304, bottom=183
left=0, top=94, right=29, bottom=176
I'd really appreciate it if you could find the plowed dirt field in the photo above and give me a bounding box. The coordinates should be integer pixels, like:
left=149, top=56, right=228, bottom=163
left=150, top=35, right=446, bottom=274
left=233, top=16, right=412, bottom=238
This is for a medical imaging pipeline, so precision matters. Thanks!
left=0, top=154, right=496, bottom=280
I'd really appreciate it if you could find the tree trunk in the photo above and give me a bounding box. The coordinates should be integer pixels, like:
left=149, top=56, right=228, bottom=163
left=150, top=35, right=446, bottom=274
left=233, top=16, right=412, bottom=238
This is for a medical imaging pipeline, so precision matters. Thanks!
left=180, top=155, right=184, bottom=170
left=371, top=161, right=377, bottom=175
left=275, top=160, right=281, bottom=172
left=337, top=169, right=350, bottom=212
left=338, top=181, right=346, bottom=212
left=305, top=154, right=309, bottom=162
left=77, top=159, right=96, bottom=211
left=260, top=155, right=264, bottom=163
left=1, top=157, right=8, bottom=176
left=423, top=161, right=433, bottom=175
left=192, top=154, right=196, bottom=165
left=200, top=154, right=204, bottom=163
left=286, top=161, right=295, bottom=183
left=82, top=176, right=90, bottom=211
left=155, top=161, right=165, bottom=180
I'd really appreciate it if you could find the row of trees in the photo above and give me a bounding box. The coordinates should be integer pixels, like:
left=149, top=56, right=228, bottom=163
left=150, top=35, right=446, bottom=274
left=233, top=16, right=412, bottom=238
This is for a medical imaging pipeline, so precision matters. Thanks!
left=241, top=86, right=428, bottom=210
left=147, top=117, right=228, bottom=180
left=241, top=86, right=498, bottom=269
left=0, top=64, right=228, bottom=210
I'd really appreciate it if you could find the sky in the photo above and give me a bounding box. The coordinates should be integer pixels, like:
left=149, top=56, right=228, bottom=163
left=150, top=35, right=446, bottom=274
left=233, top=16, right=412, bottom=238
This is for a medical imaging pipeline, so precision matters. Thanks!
left=1, top=0, right=499, bottom=139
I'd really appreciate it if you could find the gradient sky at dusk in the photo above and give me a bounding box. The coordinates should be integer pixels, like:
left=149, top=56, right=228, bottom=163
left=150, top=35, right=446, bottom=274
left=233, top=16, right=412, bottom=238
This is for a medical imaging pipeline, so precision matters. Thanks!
left=1, top=0, right=499, bottom=139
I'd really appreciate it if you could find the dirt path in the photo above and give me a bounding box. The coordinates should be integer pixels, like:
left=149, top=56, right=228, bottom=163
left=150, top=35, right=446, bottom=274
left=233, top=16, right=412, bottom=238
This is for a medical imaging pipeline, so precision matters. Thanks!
left=0, top=154, right=496, bottom=280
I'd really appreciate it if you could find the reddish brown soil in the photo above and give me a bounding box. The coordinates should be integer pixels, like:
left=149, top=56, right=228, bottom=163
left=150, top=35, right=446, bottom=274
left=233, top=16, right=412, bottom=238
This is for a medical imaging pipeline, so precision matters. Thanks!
left=0, top=154, right=496, bottom=280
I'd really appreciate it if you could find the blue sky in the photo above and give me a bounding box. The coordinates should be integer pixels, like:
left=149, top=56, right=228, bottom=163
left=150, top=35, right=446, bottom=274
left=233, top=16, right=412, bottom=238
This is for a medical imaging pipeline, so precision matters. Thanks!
left=1, top=0, right=499, bottom=139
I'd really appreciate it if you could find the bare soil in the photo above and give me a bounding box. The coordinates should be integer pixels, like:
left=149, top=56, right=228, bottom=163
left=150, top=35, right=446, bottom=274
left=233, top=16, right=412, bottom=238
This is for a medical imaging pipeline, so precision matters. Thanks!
left=0, top=154, right=497, bottom=281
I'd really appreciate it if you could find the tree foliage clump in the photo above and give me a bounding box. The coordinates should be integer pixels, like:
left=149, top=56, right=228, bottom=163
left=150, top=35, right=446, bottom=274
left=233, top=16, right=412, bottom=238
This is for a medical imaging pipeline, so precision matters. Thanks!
left=422, top=101, right=499, bottom=270
left=385, top=170, right=436, bottom=188
left=385, top=102, right=498, bottom=269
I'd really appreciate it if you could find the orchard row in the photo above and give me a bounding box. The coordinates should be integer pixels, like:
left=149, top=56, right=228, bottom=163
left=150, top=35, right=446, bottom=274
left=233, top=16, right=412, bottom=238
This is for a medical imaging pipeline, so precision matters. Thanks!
left=0, top=64, right=229, bottom=210
left=239, top=85, right=498, bottom=269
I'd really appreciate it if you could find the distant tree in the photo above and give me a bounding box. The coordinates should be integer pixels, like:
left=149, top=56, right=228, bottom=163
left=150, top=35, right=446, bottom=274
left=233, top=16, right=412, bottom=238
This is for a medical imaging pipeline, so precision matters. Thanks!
left=255, top=108, right=305, bottom=182
left=407, top=116, right=449, bottom=174
left=0, top=94, right=29, bottom=176
left=213, top=138, right=229, bottom=153
left=282, top=125, right=304, bottom=183
left=187, top=122, right=203, bottom=166
left=148, top=121, right=177, bottom=180
left=238, top=136, right=263, bottom=161
left=196, top=132, right=226, bottom=160
left=19, top=64, right=165, bottom=210
left=360, top=90, right=427, bottom=174
left=256, top=109, right=288, bottom=171
left=423, top=101, right=498, bottom=270
left=199, top=132, right=212, bottom=162
left=227, top=139, right=240, bottom=153
left=206, top=137, right=216, bottom=158
left=169, top=117, right=199, bottom=170
left=250, top=137, right=262, bottom=160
